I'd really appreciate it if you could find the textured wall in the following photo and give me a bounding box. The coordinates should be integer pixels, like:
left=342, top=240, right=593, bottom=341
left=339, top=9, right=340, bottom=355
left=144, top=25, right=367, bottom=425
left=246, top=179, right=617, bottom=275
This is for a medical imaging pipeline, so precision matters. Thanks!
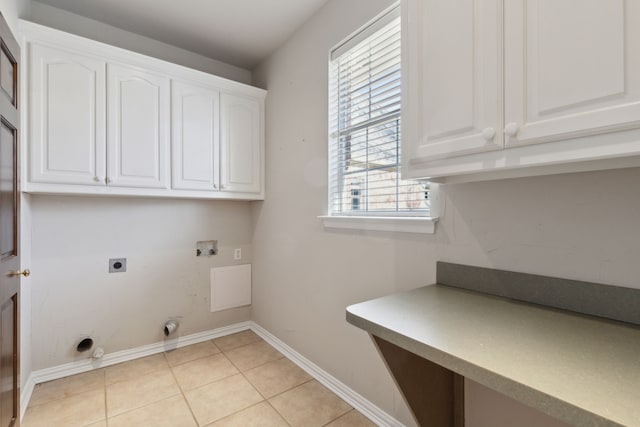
left=0, top=0, right=28, bottom=32
left=30, top=196, right=254, bottom=369
left=27, top=1, right=252, bottom=84
left=23, top=0, right=257, bottom=373
left=251, top=0, right=640, bottom=425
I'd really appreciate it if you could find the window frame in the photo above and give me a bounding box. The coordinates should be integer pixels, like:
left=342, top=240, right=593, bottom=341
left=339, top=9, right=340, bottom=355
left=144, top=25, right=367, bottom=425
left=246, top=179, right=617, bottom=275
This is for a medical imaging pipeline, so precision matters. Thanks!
left=320, top=3, right=437, bottom=234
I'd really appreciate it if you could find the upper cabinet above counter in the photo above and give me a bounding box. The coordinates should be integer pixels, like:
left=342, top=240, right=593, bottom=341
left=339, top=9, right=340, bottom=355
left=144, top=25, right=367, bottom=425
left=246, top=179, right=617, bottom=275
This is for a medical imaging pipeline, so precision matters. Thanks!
left=401, top=0, right=640, bottom=184
left=20, top=20, right=266, bottom=200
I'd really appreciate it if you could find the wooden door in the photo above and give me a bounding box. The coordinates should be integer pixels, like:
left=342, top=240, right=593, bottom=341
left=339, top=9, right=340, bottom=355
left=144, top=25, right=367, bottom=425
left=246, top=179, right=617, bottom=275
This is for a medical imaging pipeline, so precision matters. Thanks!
left=504, top=0, right=640, bottom=147
left=171, top=80, right=220, bottom=191
left=107, top=63, right=169, bottom=189
left=401, top=0, right=502, bottom=173
left=220, top=93, right=261, bottom=194
left=0, top=12, right=21, bottom=427
left=28, top=43, right=106, bottom=186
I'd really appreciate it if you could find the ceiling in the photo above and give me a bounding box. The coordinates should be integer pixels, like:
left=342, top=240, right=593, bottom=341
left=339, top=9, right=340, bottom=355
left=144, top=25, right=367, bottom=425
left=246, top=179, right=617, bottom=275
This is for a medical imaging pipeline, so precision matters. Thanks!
left=34, top=0, right=330, bottom=69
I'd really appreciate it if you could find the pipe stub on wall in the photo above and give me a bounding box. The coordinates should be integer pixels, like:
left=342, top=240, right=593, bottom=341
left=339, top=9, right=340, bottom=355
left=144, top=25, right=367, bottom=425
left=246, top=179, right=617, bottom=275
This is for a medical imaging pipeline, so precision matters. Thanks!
left=164, top=320, right=179, bottom=337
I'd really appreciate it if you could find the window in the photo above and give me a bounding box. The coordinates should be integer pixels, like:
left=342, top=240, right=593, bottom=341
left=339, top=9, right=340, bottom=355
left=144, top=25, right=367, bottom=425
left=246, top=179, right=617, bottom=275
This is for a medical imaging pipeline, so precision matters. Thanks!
left=328, top=5, right=429, bottom=221
left=350, top=180, right=362, bottom=211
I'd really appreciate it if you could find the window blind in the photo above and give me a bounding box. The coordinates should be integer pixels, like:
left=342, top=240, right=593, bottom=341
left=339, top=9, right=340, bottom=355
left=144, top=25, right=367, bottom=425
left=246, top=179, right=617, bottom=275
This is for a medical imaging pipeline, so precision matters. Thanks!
left=328, top=7, right=429, bottom=217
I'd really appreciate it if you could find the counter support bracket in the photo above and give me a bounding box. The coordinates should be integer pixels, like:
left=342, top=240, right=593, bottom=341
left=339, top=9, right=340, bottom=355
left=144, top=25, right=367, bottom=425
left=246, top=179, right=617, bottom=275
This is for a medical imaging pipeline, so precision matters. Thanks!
left=373, top=335, right=465, bottom=427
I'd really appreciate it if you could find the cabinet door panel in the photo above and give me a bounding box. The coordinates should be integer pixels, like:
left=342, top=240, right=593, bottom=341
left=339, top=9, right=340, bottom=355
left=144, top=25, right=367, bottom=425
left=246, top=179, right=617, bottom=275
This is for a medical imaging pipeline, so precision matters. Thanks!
left=402, top=0, right=501, bottom=170
left=107, top=63, right=169, bottom=188
left=220, top=94, right=261, bottom=194
left=29, top=44, right=106, bottom=185
left=505, top=0, right=640, bottom=147
left=172, top=81, right=220, bottom=191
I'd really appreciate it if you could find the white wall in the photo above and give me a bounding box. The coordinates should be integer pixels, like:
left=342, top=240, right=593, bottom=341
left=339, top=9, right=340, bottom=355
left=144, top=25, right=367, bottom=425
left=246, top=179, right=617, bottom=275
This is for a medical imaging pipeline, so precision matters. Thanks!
left=26, top=1, right=252, bottom=84
left=252, top=0, right=640, bottom=425
left=0, top=0, right=28, bottom=33
left=30, top=196, right=254, bottom=370
left=21, top=0, right=258, bottom=373
left=252, top=1, right=428, bottom=425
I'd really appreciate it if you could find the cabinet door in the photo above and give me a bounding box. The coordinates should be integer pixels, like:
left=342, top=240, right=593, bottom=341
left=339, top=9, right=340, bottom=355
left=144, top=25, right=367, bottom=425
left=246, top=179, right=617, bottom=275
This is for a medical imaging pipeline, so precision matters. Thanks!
left=29, top=43, right=106, bottom=185
left=505, top=0, right=640, bottom=148
left=401, top=0, right=501, bottom=171
left=171, top=81, right=220, bottom=191
left=220, top=93, right=262, bottom=194
left=107, top=63, right=169, bottom=188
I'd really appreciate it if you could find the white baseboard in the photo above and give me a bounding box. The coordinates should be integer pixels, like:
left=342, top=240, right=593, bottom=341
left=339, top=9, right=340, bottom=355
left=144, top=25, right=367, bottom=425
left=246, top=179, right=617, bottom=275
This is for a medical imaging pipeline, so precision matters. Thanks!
left=21, top=321, right=252, bottom=419
left=21, top=320, right=403, bottom=427
left=249, top=321, right=403, bottom=427
left=20, top=374, right=35, bottom=421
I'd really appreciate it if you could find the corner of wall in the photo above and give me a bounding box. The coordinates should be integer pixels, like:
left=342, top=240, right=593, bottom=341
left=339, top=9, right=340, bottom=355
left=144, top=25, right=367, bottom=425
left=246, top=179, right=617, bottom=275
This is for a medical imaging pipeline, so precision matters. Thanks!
left=25, top=1, right=252, bottom=84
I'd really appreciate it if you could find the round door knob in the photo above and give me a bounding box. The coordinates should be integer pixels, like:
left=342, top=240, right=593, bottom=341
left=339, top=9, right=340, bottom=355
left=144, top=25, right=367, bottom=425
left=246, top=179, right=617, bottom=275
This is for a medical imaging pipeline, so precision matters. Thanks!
left=93, top=176, right=100, bottom=182
left=8, top=269, right=30, bottom=278
left=504, top=122, right=520, bottom=137
left=482, top=127, right=496, bottom=141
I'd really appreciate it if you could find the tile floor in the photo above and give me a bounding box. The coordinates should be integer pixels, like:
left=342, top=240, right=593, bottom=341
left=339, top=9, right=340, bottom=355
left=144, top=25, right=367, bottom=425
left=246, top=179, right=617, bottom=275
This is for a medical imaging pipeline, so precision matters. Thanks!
left=23, top=330, right=376, bottom=427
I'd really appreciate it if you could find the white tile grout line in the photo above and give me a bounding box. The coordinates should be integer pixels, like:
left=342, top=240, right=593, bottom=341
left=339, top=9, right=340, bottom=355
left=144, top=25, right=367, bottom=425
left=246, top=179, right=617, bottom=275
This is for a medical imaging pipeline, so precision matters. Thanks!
left=21, top=320, right=403, bottom=427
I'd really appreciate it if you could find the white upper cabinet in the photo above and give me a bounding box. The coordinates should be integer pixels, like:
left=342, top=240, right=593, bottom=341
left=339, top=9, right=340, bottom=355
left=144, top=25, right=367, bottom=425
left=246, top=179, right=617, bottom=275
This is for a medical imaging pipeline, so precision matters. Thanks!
left=402, top=0, right=501, bottom=163
left=107, top=64, right=169, bottom=188
left=171, top=80, right=220, bottom=191
left=29, top=43, right=106, bottom=185
left=21, top=20, right=266, bottom=200
left=504, top=0, right=640, bottom=147
left=402, top=0, right=640, bottom=182
left=220, top=93, right=262, bottom=194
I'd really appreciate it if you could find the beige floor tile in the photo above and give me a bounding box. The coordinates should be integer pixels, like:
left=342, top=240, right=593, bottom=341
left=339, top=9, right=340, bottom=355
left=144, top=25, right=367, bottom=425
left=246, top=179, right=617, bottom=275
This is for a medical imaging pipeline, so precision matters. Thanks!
left=105, top=353, right=169, bottom=385
left=325, top=410, right=377, bottom=427
left=214, top=330, right=262, bottom=351
left=22, top=389, right=105, bottom=427
left=29, top=369, right=105, bottom=407
left=224, top=340, right=283, bottom=371
left=172, top=353, right=239, bottom=391
left=184, top=373, right=263, bottom=425
left=244, top=357, right=312, bottom=398
left=85, top=421, right=108, bottom=427
left=269, top=380, right=352, bottom=427
left=108, top=394, right=197, bottom=427
left=206, top=401, right=288, bottom=427
left=106, top=368, right=180, bottom=417
left=165, top=341, right=221, bottom=366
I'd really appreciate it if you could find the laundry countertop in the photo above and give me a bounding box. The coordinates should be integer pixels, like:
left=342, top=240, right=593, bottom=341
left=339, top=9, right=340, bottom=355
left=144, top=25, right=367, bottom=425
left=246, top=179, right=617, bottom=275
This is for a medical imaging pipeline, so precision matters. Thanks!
left=347, top=284, right=640, bottom=427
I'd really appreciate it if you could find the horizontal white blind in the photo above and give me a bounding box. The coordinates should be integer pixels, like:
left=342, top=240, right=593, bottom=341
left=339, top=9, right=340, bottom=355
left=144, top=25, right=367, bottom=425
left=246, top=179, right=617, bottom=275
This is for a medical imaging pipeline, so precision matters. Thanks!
left=329, top=8, right=429, bottom=216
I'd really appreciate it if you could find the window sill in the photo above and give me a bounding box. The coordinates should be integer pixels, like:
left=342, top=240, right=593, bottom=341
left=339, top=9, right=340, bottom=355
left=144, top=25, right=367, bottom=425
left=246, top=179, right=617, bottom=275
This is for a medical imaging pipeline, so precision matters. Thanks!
left=318, top=215, right=438, bottom=234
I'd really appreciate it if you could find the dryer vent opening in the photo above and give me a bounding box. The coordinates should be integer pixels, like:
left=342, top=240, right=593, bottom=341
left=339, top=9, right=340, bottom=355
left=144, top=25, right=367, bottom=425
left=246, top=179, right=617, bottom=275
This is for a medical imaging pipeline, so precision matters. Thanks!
left=76, top=337, right=94, bottom=353
left=164, top=320, right=178, bottom=337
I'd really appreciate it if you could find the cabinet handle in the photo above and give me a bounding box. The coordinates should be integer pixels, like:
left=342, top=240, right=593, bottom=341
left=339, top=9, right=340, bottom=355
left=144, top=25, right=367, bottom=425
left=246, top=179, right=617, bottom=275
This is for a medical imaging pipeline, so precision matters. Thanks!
left=220, top=184, right=225, bottom=190
left=93, top=176, right=100, bottom=182
left=482, top=127, right=496, bottom=141
left=504, top=122, right=520, bottom=137
left=213, top=184, right=218, bottom=190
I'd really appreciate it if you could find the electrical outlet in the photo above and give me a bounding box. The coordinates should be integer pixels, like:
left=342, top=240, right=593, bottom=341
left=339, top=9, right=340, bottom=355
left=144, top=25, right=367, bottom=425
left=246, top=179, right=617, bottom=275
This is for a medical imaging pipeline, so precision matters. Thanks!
left=109, top=258, right=127, bottom=273
left=234, top=248, right=242, bottom=260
